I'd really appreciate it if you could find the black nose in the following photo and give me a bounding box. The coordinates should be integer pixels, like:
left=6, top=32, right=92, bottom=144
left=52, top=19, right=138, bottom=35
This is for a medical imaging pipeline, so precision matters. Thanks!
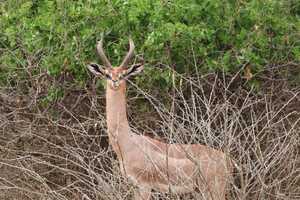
left=112, top=80, right=118, bottom=83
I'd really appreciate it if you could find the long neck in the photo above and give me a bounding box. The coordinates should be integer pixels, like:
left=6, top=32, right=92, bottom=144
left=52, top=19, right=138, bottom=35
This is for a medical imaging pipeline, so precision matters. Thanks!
left=106, top=82, right=132, bottom=156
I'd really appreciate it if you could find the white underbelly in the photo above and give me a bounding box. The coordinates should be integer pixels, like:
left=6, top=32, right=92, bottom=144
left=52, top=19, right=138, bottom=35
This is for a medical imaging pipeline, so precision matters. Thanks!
left=128, top=174, right=195, bottom=194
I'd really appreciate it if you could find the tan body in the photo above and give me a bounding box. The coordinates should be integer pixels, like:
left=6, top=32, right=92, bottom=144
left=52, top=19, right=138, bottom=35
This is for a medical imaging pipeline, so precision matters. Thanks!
left=87, top=37, right=231, bottom=199
left=106, top=80, right=230, bottom=200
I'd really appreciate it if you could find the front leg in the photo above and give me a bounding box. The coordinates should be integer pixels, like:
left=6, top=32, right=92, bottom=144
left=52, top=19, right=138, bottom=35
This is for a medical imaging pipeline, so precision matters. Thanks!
left=133, top=187, right=151, bottom=200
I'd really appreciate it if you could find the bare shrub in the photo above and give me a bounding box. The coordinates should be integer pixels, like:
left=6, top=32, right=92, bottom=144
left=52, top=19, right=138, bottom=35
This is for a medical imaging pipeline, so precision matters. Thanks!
left=0, top=67, right=299, bottom=199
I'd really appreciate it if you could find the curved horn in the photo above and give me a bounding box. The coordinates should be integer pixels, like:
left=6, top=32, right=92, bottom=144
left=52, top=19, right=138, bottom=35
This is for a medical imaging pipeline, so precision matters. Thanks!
left=96, top=37, right=112, bottom=68
left=120, top=38, right=135, bottom=68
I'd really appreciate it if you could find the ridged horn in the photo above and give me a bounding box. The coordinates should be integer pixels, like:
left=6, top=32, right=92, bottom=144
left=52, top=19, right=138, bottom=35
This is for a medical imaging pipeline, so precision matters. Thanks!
left=120, top=38, right=135, bottom=68
left=96, top=37, right=112, bottom=68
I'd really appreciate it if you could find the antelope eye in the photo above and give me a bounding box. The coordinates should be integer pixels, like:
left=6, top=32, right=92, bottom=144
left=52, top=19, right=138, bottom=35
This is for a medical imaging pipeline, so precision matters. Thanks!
left=121, top=71, right=128, bottom=78
left=105, top=74, right=111, bottom=80
left=118, top=73, right=124, bottom=79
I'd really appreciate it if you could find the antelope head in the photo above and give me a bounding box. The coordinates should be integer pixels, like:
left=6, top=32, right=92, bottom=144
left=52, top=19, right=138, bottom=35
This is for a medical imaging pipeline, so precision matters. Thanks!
left=87, top=37, right=144, bottom=90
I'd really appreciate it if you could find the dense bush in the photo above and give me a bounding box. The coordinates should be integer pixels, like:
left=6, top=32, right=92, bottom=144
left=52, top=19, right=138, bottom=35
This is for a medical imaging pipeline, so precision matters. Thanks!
left=1, top=0, right=299, bottom=91
left=0, top=1, right=299, bottom=199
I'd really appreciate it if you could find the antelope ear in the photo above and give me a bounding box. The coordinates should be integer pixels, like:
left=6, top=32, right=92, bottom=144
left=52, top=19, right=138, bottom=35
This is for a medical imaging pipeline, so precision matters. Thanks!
left=124, top=63, right=144, bottom=78
left=87, top=63, right=106, bottom=76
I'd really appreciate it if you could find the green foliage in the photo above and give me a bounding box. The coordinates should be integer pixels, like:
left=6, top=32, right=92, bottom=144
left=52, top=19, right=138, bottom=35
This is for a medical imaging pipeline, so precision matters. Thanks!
left=1, top=0, right=299, bottom=90
left=41, top=85, right=64, bottom=105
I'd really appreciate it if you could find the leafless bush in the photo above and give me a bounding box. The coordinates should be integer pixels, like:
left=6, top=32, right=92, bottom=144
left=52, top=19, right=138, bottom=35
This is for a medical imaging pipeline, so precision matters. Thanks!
left=0, top=67, right=299, bottom=199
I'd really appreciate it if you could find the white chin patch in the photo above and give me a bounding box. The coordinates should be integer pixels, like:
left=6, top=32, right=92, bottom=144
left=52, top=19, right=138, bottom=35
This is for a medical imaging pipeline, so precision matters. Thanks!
left=110, top=82, right=120, bottom=90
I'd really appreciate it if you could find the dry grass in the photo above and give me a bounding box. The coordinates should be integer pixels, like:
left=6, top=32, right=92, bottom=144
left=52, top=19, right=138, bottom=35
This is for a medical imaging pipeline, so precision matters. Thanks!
left=0, top=67, right=299, bottom=200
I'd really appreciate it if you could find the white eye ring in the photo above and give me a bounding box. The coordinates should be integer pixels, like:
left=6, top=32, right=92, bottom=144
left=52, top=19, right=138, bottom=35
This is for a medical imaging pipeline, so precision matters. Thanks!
left=118, top=74, right=123, bottom=79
